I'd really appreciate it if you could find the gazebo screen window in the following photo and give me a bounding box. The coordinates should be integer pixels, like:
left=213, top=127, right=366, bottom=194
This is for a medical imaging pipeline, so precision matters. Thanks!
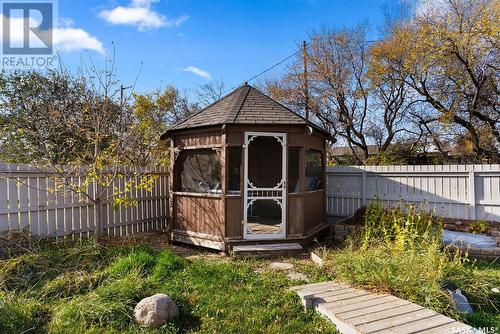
left=248, top=136, right=283, bottom=188
left=175, top=149, right=221, bottom=193
left=305, top=149, right=324, bottom=191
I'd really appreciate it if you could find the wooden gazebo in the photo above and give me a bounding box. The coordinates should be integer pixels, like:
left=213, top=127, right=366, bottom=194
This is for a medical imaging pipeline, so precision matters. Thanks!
left=160, top=84, right=330, bottom=254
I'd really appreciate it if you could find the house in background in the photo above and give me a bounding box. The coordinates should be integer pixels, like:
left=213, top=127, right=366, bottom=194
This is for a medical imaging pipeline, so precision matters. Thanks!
left=331, top=144, right=445, bottom=165
left=160, top=84, right=331, bottom=255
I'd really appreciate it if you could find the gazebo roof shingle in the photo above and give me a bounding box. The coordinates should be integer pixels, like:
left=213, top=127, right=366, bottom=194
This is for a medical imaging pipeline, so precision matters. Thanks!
left=162, top=84, right=328, bottom=136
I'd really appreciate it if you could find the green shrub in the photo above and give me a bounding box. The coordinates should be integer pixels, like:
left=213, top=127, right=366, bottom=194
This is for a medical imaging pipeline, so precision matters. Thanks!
left=95, top=271, right=149, bottom=301
left=361, top=202, right=442, bottom=251
left=105, top=248, right=156, bottom=278
left=49, top=292, right=131, bottom=333
left=468, top=220, right=489, bottom=234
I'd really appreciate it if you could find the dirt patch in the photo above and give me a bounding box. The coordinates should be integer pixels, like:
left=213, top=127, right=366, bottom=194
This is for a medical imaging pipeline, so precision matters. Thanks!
left=336, top=207, right=367, bottom=226
left=441, top=218, right=499, bottom=234
left=102, top=231, right=226, bottom=259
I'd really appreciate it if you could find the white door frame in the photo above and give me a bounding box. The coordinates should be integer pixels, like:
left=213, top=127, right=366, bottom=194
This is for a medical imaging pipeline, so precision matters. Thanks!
left=243, top=131, right=287, bottom=240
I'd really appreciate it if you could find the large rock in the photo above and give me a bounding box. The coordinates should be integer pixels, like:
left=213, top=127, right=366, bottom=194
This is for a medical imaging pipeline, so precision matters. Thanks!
left=134, top=294, right=179, bottom=327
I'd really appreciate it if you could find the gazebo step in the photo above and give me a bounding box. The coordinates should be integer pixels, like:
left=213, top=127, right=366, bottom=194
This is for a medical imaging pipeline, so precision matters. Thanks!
left=231, top=243, right=303, bottom=258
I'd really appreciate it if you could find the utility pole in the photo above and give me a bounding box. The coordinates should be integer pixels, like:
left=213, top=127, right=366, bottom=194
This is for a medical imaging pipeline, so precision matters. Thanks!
left=120, top=84, right=132, bottom=106
left=302, top=40, right=310, bottom=121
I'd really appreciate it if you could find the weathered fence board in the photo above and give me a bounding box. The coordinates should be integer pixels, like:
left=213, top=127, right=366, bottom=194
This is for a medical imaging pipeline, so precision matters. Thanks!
left=327, top=164, right=500, bottom=221
left=0, top=164, right=168, bottom=238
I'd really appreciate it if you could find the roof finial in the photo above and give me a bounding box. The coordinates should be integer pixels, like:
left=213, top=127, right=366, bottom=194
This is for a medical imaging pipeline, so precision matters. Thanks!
left=244, top=81, right=248, bottom=85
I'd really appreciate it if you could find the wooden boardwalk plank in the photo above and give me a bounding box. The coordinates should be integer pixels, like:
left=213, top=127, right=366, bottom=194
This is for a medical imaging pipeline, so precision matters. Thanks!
left=320, top=294, right=384, bottom=307
left=291, top=281, right=483, bottom=334
left=374, top=314, right=456, bottom=334
left=306, top=282, right=349, bottom=292
left=314, top=287, right=359, bottom=297
left=417, top=321, right=473, bottom=334
left=294, top=283, right=350, bottom=298
left=290, top=281, right=339, bottom=292
left=335, top=299, right=410, bottom=319
left=343, top=303, right=425, bottom=326
left=315, top=288, right=365, bottom=300
left=358, top=309, right=437, bottom=333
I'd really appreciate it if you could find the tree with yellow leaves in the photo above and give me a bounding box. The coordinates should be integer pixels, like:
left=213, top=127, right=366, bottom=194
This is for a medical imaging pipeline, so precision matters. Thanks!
left=0, top=55, right=195, bottom=241
left=371, top=0, right=499, bottom=161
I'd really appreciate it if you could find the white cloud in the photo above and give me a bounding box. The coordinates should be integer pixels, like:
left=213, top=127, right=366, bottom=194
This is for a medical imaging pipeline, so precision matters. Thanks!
left=182, top=66, right=212, bottom=80
left=53, top=27, right=105, bottom=54
left=0, top=15, right=105, bottom=54
left=58, top=17, right=74, bottom=28
left=99, top=0, right=188, bottom=31
left=131, top=0, right=158, bottom=7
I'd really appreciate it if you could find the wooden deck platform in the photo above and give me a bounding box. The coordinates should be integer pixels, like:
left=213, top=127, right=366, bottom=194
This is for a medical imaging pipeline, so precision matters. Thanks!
left=291, top=281, right=482, bottom=334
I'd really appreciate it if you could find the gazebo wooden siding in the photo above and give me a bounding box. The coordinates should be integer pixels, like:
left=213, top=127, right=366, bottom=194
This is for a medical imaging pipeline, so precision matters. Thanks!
left=169, top=127, right=227, bottom=249
left=162, top=84, right=330, bottom=251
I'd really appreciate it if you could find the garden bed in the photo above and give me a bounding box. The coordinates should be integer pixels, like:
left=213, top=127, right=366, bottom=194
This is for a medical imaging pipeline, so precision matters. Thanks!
left=331, top=207, right=500, bottom=247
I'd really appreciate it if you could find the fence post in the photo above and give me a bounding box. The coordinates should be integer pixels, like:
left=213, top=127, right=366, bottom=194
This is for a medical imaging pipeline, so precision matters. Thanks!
left=362, top=170, right=367, bottom=207
left=469, top=170, right=476, bottom=220
left=94, top=181, right=105, bottom=242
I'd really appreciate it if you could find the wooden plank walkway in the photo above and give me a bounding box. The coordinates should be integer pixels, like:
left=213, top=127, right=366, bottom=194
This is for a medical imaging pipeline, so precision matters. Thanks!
left=291, top=281, right=482, bottom=334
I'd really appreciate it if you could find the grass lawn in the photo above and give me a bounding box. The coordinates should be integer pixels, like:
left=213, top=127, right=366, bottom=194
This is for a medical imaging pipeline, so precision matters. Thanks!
left=0, top=237, right=337, bottom=334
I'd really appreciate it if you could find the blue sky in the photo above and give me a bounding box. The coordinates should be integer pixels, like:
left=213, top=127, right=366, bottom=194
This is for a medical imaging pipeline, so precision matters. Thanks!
left=52, top=0, right=395, bottom=94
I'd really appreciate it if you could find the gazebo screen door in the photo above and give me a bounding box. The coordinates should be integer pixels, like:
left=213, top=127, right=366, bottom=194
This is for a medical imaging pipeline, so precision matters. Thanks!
left=243, top=132, right=287, bottom=239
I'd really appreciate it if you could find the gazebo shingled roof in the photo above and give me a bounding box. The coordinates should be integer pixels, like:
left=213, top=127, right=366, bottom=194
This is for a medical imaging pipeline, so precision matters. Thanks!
left=161, top=84, right=328, bottom=138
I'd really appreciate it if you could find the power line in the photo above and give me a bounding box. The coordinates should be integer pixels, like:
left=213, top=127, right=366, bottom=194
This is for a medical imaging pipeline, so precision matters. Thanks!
left=222, top=38, right=381, bottom=95
left=245, top=50, right=299, bottom=84
left=223, top=49, right=300, bottom=94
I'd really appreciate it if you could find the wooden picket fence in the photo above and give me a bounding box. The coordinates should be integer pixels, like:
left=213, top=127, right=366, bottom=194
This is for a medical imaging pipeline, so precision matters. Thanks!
left=3, top=163, right=500, bottom=238
left=0, top=163, right=169, bottom=238
left=327, top=164, right=500, bottom=222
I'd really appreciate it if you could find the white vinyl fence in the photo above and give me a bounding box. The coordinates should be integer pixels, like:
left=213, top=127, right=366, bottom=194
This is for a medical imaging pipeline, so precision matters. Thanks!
left=0, top=164, right=169, bottom=238
left=327, top=164, right=500, bottom=222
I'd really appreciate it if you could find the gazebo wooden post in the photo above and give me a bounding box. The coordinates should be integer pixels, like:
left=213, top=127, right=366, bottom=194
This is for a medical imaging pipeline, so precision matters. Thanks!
left=220, top=126, right=227, bottom=246
left=167, top=138, right=175, bottom=242
left=298, top=145, right=306, bottom=237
